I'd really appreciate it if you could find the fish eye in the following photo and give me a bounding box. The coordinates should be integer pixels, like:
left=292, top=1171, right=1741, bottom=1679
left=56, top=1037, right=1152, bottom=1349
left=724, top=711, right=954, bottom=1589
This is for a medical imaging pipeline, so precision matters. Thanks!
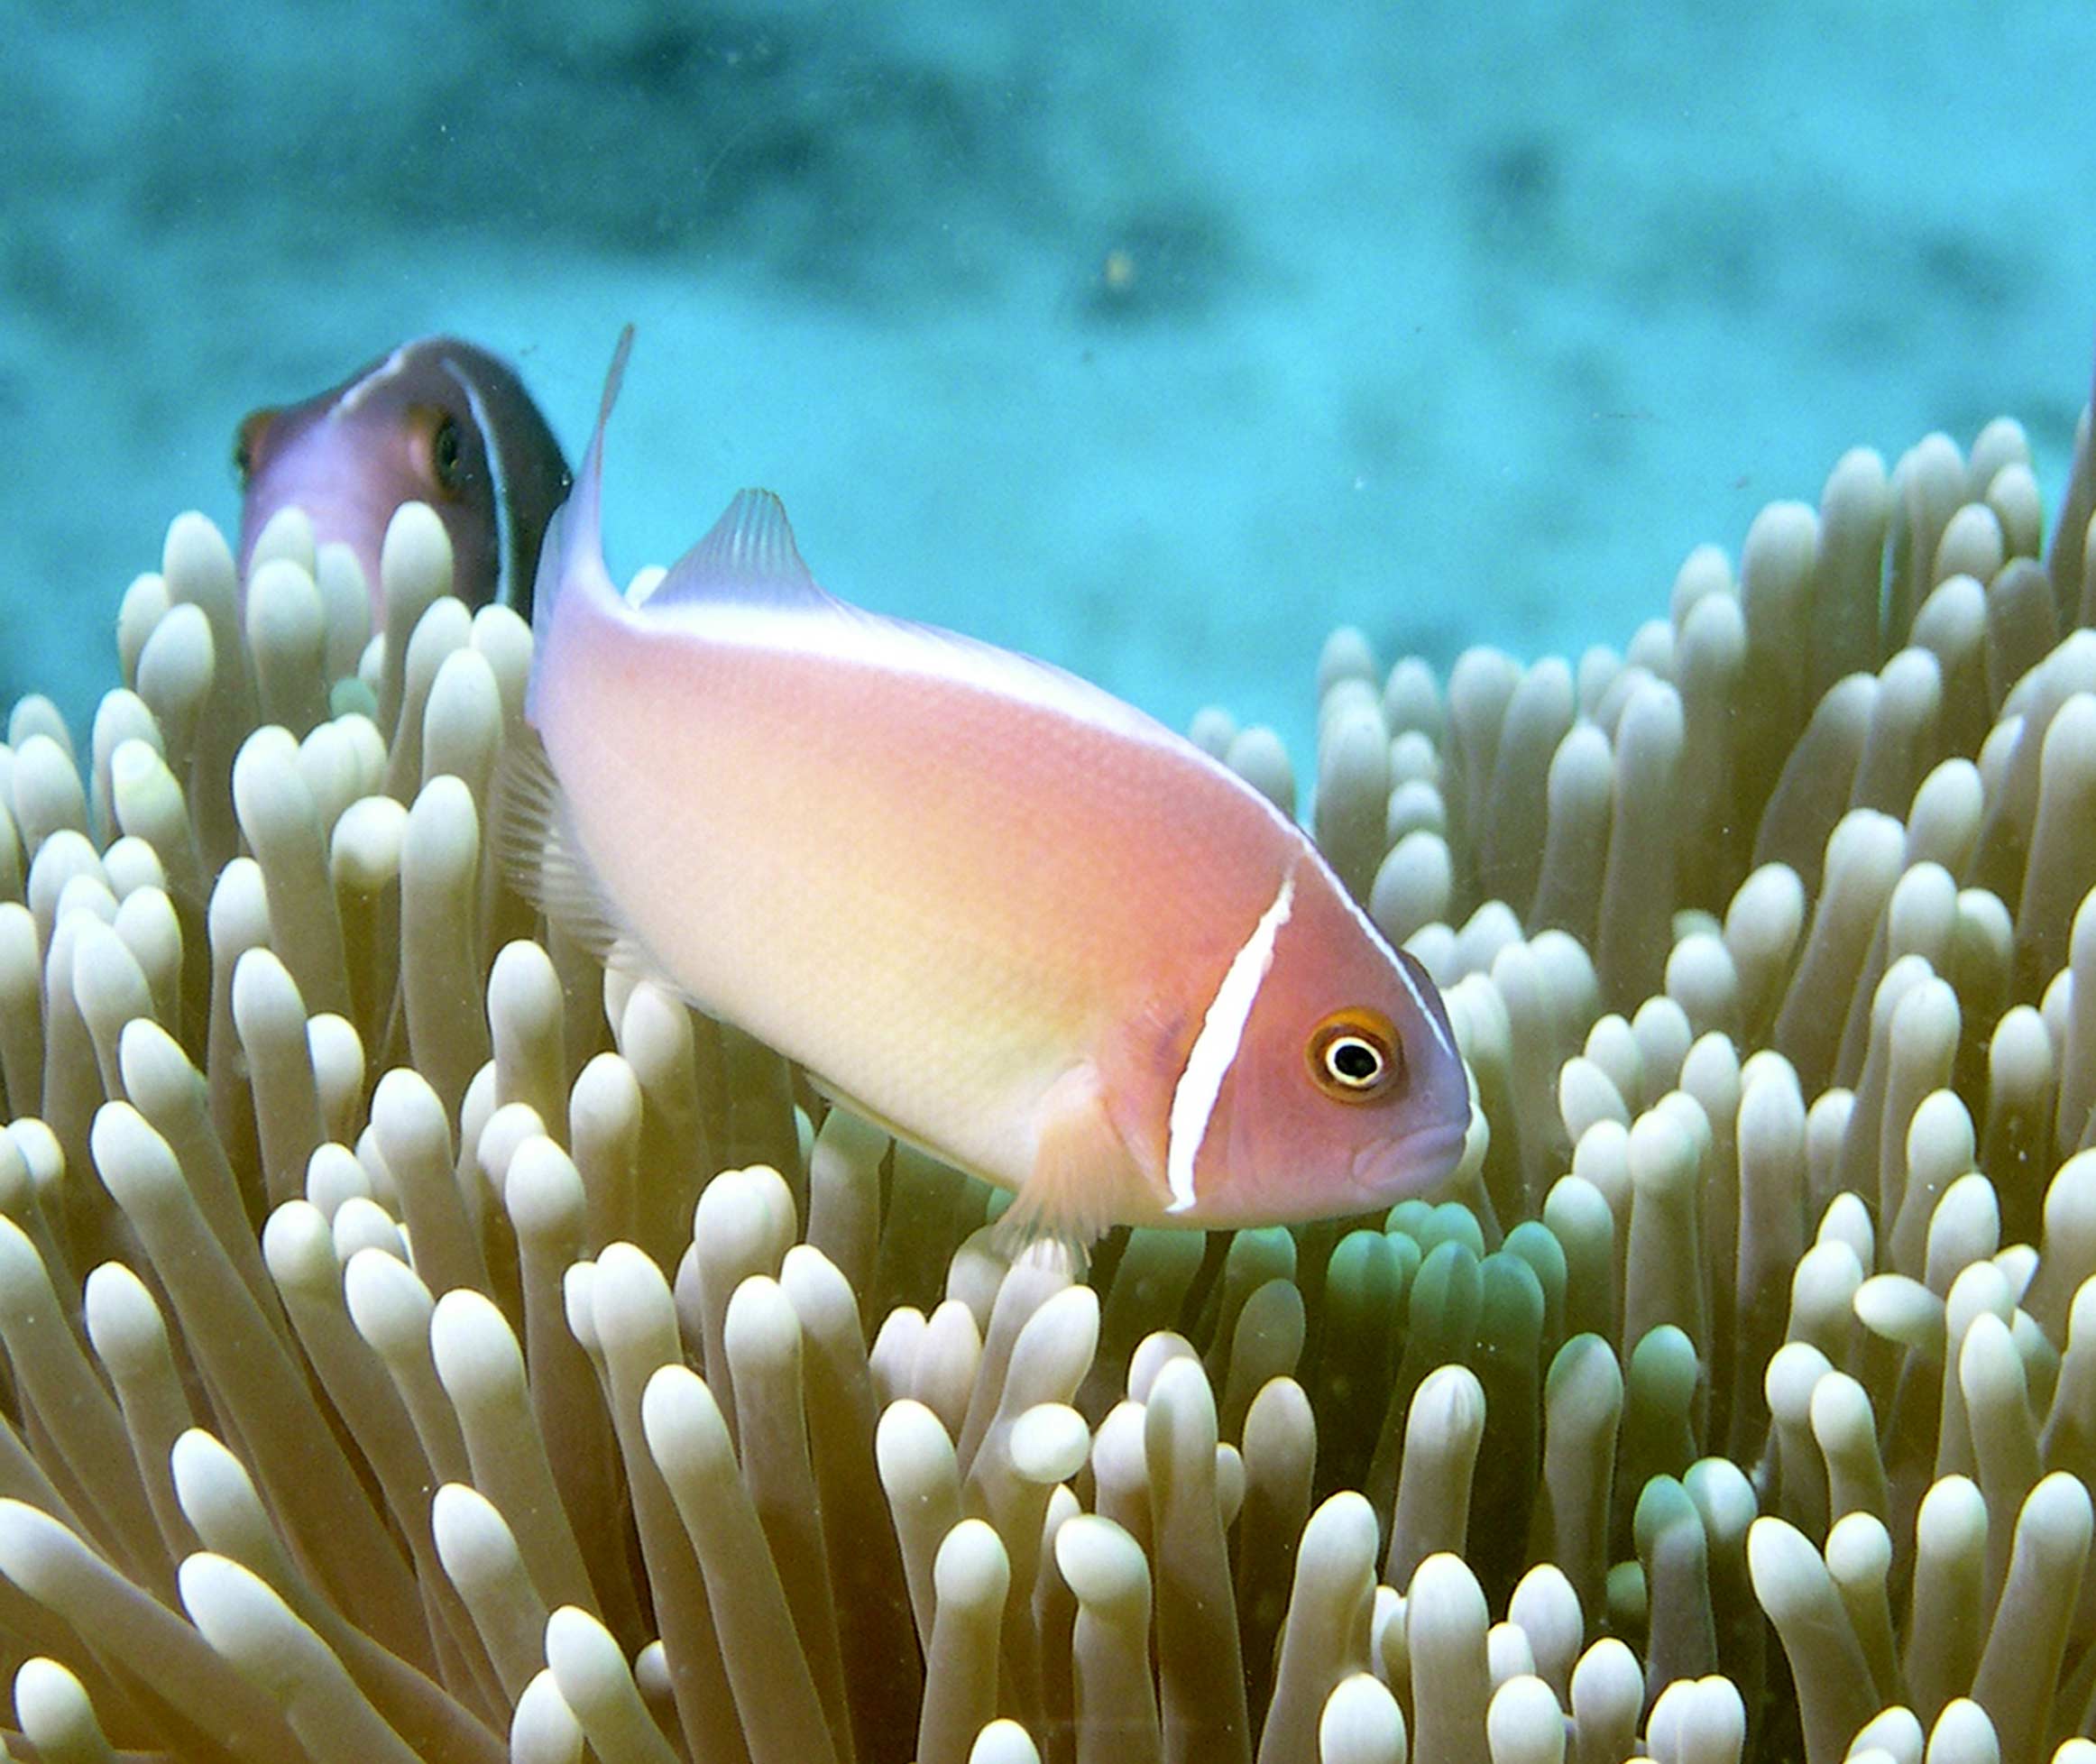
left=432, top=417, right=462, bottom=491
left=233, top=408, right=277, bottom=488
left=409, top=406, right=467, bottom=498
left=1307, top=1008, right=1402, bottom=1102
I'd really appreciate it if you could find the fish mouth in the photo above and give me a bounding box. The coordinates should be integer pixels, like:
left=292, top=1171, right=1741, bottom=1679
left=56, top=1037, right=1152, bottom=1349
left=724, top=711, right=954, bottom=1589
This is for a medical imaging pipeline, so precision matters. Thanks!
left=1347, top=1109, right=1470, bottom=1206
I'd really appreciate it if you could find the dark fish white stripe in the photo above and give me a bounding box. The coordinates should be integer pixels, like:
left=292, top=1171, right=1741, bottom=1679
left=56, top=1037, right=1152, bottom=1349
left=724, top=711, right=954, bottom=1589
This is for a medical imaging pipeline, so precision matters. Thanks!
left=443, top=356, right=517, bottom=609
left=334, top=345, right=411, bottom=417
left=1163, top=868, right=1297, bottom=1213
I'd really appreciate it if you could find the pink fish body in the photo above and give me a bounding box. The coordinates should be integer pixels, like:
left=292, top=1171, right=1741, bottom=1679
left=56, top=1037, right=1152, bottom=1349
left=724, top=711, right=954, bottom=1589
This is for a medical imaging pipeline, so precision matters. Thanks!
left=511, top=333, right=1468, bottom=1244
left=235, top=336, right=570, bottom=621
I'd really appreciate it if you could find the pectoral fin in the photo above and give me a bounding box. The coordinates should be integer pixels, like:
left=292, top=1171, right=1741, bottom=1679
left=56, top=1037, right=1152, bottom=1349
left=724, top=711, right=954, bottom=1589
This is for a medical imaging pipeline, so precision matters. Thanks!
left=995, top=1062, right=1157, bottom=1260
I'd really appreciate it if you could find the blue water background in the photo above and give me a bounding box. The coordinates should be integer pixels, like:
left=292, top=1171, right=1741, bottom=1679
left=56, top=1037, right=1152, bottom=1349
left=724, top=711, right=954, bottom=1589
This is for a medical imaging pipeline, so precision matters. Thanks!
left=5, top=1, right=2092, bottom=773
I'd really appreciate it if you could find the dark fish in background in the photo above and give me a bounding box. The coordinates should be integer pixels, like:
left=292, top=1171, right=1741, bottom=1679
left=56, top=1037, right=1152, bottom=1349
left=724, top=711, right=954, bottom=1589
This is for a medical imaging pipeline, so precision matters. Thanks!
left=234, top=336, right=571, bottom=623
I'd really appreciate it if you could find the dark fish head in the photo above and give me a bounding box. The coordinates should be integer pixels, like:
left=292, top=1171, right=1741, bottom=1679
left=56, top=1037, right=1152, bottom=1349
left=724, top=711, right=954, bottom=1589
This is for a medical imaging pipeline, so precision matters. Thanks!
left=234, top=336, right=570, bottom=623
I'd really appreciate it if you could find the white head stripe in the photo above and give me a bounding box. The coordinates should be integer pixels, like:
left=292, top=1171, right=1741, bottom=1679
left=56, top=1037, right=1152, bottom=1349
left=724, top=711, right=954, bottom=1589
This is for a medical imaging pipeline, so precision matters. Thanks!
left=1164, top=869, right=1296, bottom=1214
left=443, top=358, right=514, bottom=605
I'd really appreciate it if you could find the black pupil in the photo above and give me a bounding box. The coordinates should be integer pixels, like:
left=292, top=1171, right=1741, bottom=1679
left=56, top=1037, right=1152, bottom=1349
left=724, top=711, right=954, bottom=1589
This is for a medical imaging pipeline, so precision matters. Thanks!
left=1331, top=1038, right=1380, bottom=1083
left=434, top=418, right=460, bottom=483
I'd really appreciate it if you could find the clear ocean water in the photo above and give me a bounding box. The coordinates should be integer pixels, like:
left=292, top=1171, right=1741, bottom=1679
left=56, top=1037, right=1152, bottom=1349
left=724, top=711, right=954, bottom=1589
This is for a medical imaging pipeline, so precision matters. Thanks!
left=5, top=0, right=2092, bottom=770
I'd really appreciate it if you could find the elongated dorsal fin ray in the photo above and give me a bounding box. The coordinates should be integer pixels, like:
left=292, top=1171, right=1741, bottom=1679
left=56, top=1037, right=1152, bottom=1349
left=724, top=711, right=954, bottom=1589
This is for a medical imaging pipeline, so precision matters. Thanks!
left=648, top=488, right=832, bottom=613
left=527, top=502, right=569, bottom=654
left=565, top=323, right=632, bottom=575
left=529, top=326, right=632, bottom=698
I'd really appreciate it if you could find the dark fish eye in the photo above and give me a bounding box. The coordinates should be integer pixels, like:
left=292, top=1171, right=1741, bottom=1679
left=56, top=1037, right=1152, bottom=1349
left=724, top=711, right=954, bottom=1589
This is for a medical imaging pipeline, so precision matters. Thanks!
left=431, top=415, right=463, bottom=492
left=1307, top=1008, right=1402, bottom=1102
left=233, top=407, right=277, bottom=489
left=408, top=405, right=468, bottom=499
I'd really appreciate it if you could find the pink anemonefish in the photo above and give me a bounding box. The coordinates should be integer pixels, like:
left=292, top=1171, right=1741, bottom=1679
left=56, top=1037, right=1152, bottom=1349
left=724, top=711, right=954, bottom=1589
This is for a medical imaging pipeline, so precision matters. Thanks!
left=504, top=328, right=1470, bottom=1248
left=234, top=336, right=570, bottom=622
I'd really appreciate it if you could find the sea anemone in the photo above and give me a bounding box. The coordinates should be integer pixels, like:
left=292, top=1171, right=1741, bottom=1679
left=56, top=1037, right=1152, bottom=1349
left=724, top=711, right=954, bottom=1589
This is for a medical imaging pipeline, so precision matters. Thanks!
left=0, top=372, right=2092, bottom=1764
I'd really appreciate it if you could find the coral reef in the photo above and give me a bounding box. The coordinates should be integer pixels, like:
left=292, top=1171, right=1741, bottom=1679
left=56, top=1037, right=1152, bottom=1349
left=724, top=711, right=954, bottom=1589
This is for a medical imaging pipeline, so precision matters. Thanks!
left=0, top=382, right=2093, bottom=1762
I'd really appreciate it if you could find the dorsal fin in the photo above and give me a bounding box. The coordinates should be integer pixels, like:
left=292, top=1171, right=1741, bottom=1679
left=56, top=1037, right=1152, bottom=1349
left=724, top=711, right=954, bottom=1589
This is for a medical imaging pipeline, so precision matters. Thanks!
left=647, top=488, right=834, bottom=612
